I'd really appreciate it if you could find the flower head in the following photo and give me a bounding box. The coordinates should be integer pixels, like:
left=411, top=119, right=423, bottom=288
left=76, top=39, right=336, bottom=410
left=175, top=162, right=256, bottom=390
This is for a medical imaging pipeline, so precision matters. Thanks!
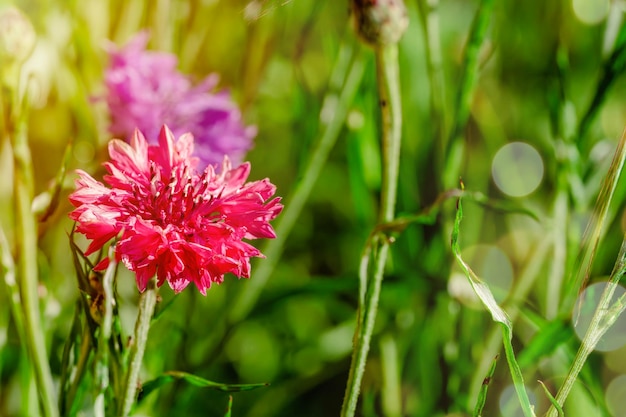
left=104, top=32, right=255, bottom=168
left=69, top=125, right=282, bottom=295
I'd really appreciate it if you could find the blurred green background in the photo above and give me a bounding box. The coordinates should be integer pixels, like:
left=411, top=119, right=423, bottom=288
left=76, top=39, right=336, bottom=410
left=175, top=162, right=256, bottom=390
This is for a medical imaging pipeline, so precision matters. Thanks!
left=3, top=0, right=626, bottom=416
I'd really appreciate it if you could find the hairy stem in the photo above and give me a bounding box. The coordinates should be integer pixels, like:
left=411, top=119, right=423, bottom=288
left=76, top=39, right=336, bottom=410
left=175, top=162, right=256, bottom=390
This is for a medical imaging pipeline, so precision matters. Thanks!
left=120, top=279, right=158, bottom=416
left=341, top=40, right=403, bottom=417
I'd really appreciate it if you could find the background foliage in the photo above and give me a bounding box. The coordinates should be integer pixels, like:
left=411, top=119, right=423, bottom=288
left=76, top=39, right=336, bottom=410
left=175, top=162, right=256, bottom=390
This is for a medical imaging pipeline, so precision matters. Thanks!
left=2, top=0, right=626, bottom=416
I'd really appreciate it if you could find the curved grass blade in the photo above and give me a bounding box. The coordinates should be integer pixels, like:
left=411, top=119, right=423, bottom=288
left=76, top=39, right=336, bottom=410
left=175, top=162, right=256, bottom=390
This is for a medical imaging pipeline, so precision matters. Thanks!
left=452, top=191, right=535, bottom=417
left=137, top=371, right=269, bottom=403
left=539, top=381, right=564, bottom=417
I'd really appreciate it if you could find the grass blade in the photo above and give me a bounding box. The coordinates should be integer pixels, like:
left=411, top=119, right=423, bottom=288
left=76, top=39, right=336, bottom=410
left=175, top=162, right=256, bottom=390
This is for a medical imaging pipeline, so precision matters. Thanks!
left=138, top=371, right=269, bottom=403
left=473, top=354, right=498, bottom=417
left=561, top=128, right=626, bottom=316
left=452, top=191, right=535, bottom=417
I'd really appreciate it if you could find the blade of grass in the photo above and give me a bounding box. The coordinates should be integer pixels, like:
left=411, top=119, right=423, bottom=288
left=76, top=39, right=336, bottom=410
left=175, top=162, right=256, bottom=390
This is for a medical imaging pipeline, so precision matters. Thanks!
left=539, top=381, right=564, bottom=417
left=417, top=0, right=447, bottom=146
left=138, top=371, right=268, bottom=403
left=452, top=191, right=535, bottom=417
left=473, top=354, right=498, bottom=417
left=578, top=20, right=626, bottom=142
left=443, top=0, right=495, bottom=189
left=561, top=128, right=626, bottom=316
left=229, top=37, right=366, bottom=324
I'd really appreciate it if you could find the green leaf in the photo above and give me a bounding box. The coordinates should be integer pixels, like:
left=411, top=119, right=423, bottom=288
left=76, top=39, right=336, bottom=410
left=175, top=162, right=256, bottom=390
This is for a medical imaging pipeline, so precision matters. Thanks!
left=137, top=371, right=269, bottom=403
left=451, top=195, right=511, bottom=328
left=473, top=354, right=498, bottom=417
left=452, top=192, right=536, bottom=417
left=538, top=381, right=564, bottom=417
left=517, top=318, right=573, bottom=369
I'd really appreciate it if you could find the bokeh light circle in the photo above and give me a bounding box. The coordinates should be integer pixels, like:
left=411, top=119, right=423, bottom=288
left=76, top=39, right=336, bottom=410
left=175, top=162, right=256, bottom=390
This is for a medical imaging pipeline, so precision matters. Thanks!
left=573, top=282, right=626, bottom=352
left=572, top=0, right=609, bottom=25
left=492, top=142, right=544, bottom=197
left=466, top=244, right=514, bottom=303
left=606, top=374, right=626, bottom=417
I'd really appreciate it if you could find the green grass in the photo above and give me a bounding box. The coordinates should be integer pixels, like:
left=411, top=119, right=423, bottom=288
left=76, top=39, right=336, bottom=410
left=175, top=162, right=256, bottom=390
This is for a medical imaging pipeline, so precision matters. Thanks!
left=3, top=0, right=626, bottom=416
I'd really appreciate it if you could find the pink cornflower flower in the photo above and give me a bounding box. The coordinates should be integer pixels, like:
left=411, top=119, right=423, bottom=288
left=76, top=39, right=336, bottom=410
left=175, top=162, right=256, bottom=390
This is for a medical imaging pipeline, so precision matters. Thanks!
left=104, top=32, right=255, bottom=168
left=69, top=125, right=282, bottom=295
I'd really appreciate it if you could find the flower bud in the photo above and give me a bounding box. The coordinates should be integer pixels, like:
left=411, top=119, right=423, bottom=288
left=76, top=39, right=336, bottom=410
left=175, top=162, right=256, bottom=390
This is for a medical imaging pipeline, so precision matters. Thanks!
left=0, top=6, right=36, bottom=65
left=352, top=0, right=409, bottom=46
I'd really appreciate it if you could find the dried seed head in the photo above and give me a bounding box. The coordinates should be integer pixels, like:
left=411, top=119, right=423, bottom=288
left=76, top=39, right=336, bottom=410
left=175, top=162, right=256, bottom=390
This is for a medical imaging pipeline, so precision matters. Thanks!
left=352, top=0, right=409, bottom=46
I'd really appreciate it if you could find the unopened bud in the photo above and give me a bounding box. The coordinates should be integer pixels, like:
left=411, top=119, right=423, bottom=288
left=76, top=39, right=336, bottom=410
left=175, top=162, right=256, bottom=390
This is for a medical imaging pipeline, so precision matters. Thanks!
left=0, top=6, right=36, bottom=64
left=352, top=0, right=409, bottom=46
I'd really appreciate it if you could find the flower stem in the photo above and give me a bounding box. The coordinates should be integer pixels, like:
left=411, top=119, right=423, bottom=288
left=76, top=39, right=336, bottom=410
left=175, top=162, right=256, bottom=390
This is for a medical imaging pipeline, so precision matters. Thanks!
left=341, top=39, right=404, bottom=417
left=6, top=75, right=59, bottom=417
left=120, top=278, right=158, bottom=416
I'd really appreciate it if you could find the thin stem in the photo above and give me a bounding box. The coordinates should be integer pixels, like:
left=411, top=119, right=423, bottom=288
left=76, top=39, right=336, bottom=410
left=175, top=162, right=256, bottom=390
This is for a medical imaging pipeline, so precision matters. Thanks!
left=341, top=41, right=403, bottom=417
left=443, top=0, right=494, bottom=189
left=120, top=279, right=158, bottom=417
left=417, top=0, right=447, bottom=145
left=546, top=187, right=568, bottom=319
left=8, top=78, right=58, bottom=417
left=95, top=248, right=117, bottom=416
left=228, top=40, right=365, bottom=324
left=342, top=239, right=390, bottom=417
left=546, top=238, right=626, bottom=417
left=377, top=45, right=403, bottom=224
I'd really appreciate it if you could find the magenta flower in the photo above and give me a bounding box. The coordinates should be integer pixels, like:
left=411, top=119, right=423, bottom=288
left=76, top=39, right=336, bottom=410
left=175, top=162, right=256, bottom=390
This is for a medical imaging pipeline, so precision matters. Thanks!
left=104, top=32, right=255, bottom=168
left=69, top=125, right=282, bottom=295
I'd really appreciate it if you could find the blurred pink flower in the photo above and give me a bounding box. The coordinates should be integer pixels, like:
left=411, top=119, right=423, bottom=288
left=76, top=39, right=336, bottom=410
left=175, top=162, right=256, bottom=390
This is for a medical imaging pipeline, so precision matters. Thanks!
left=69, top=125, right=282, bottom=295
left=104, top=32, right=255, bottom=168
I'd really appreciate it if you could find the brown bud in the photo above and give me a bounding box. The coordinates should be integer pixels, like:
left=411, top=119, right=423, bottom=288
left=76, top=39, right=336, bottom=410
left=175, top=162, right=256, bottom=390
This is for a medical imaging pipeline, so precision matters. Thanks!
left=351, top=0, right=409, bottom=46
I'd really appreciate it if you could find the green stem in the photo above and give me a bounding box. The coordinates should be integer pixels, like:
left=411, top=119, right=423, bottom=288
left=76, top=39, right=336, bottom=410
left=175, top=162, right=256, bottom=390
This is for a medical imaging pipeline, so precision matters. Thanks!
left=9, top=80, right=58, bottom=417
left=228, top=40, right=365, bottom=324
left=417, top=0, right=447, bottom=146
left=95, top=247, right=117, bottom=416
left=120, top=279, right=158, bottom=416
left=341, top=42, right=403, bottom=417
left=377, top=45, right=403, bottom=224
left=546, top=239, right=626, bottom=417
left=341, top=239, right=390, bottom=417
left=443, top=0, right=494, bottom=189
